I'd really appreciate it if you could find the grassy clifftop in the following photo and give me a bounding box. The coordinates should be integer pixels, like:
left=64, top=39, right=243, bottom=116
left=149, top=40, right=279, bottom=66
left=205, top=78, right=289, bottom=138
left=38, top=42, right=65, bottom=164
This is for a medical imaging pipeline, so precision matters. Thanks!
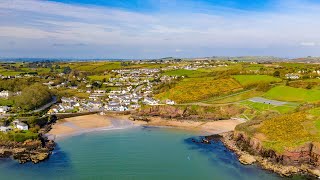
left=236, top=105, right=320, bottom=153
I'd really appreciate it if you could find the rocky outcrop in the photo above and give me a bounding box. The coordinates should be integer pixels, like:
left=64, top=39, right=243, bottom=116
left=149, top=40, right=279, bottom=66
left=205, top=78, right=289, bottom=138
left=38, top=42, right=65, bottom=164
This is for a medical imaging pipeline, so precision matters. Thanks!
left=233, top=131, right=320, bottom=167
left=133, top=105, right=245, bottom=121
left=221, top=131, right=320, bottom=177
left=0, top=138, right=55, bottom=164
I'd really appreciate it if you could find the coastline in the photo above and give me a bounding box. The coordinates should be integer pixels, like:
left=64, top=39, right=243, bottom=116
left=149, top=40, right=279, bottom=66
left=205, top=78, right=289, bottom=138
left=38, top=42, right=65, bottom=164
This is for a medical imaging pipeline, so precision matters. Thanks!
left=47, top=114, right=135, bottom=140
left=47, top=114, right=244, bottom=139
left=46, top=113, right=320, bottom=178
left=131, top=116, right=244, bottom=135
left=220, top=131, right=320, bottom=178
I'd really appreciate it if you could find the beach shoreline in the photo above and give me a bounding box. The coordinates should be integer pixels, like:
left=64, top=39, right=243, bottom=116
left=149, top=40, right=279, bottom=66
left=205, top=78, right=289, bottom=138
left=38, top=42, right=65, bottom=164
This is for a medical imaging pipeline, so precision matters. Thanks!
left=47, top=113, right=244, bottom=140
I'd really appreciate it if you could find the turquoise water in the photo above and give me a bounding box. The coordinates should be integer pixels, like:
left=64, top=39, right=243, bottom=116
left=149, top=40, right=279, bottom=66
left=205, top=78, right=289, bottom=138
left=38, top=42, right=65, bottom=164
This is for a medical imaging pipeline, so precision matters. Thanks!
left=0, top=127, right=284, bottom=179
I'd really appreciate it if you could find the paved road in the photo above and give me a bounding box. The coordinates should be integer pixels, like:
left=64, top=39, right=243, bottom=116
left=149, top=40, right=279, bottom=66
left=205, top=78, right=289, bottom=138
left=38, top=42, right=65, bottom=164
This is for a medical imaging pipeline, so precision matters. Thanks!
left=0, top=96, right=57, bottom=117
left=248, top=97, right=287, bottom=106
left=32, top=96, right=57, bottom=113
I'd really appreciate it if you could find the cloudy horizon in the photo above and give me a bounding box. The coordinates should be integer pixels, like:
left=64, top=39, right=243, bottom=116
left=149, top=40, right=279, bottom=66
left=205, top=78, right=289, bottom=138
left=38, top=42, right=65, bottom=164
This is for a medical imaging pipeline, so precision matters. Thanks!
left=1, top=0, right=320, bottom=59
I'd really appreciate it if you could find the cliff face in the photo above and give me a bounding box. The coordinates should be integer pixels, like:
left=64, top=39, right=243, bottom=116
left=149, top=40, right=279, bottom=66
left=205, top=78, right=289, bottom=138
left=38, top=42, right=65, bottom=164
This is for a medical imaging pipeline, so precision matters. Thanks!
left=134, top=105, right=245, bottom=120
left=0, top=138, right=55, bottom=164
left=233, top=131, right=320, bottom=167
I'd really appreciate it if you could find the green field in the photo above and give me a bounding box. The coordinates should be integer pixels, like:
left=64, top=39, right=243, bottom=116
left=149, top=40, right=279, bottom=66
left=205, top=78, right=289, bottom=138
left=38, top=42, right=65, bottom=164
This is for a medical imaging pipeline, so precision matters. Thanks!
left=162, top=69, right=208, bottom=77
left=88, top=75, right=111, bottom=81
left=264, top=86, right=320, bottom=102
left=203, top=90, right=264, bottom=104
left=232, top=75, right=282, bottom=87
left=240, top=100, right=297, bottom=114
left=155, top=77, right=242, bottom=103
left=0, top=98, right=14, bottom=106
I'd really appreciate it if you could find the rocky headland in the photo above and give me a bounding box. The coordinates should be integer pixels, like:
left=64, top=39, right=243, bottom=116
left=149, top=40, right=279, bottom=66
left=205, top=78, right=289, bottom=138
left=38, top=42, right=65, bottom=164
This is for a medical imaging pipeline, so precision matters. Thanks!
left=0, top=136, right=55, bottom=164
left=220, top=131, right=320, bottom=178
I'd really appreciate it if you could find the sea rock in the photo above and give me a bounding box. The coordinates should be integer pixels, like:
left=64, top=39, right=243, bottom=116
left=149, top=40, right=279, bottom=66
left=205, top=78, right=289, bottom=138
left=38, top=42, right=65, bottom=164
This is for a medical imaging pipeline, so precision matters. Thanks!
left=30, top=152, right=49, bottom=164
left=239, top=154, right=256, bottom=165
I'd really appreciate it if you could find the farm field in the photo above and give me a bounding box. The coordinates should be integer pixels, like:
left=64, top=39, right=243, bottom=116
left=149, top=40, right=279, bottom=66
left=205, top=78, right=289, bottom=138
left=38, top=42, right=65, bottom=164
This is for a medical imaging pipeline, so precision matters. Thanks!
left=87, top=75, right=111, bottom=81
left=240, top=100, right=297, bottom=114
left=203, top=90, right=264, bottom=104
left=232, top=75, right=282, bottom=86
left=264, top=85, right=320, bottom=102
left=155, top=77, right=242, bottom=103
left=162, top=69, right=209, bottom=77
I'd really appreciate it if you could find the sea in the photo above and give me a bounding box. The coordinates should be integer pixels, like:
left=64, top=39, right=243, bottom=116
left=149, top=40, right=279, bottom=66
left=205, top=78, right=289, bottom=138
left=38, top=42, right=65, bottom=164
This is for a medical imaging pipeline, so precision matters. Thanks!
left=0, top=126, right=308, bottom=179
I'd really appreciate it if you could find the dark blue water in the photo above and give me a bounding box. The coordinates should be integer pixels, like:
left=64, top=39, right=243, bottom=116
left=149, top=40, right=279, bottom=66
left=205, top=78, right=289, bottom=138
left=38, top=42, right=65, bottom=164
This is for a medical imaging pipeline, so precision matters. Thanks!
left=0, top=127, right=292, bottom=179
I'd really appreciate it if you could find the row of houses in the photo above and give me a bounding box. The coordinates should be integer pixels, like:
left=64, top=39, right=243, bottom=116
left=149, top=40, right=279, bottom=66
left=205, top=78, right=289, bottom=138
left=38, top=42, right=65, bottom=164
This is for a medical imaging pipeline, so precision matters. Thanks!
left=0, top=120, right=28, bottom=132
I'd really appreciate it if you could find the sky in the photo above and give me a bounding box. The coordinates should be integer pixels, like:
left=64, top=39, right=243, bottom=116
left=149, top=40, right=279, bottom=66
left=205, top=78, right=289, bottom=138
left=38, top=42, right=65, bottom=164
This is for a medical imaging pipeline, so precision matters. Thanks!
left=1, top=0, right=320, bottom=59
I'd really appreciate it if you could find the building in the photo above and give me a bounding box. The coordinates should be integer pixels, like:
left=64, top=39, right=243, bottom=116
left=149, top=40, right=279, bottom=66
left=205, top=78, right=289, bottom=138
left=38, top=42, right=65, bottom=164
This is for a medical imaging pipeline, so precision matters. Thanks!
left=143, top=98, right=159, bottom=105
left=0, top=126, right=12, bottom=132
left=0, top=106, right=10, bottom=113
left=0, top=90, right=10, bottom=99
left=285, top=73, right=300, bottom=80
left=16, top=122, right=29, bottom=130
left=12, top=120, right=29, bottom=130
left=105, top=105, right=128, bottom=111
left=166, top=99, right=175, bottom=105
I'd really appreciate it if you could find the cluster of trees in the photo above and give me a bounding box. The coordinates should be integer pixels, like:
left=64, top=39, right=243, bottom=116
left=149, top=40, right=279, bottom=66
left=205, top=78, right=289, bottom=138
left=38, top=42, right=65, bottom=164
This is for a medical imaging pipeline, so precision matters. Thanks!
left=14, top=83, right=52, bottom=111
left=0, top=77, right=42, bottom=92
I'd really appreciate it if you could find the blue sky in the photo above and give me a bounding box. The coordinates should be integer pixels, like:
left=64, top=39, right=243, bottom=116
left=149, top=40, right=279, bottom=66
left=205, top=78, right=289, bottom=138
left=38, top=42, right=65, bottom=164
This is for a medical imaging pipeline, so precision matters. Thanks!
left=1, top=0, right=320, bottom=58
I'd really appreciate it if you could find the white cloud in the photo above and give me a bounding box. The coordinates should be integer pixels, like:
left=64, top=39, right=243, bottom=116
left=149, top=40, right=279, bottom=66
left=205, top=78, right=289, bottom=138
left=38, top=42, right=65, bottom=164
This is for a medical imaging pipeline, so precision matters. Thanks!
left=1, top=0, right=320, bottom=58
left=300, top=42, right=317, bottom=47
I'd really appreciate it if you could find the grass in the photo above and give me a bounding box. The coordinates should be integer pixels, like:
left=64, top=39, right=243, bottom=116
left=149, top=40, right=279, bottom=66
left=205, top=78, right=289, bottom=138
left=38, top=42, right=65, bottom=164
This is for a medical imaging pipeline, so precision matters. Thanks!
left=155, top=77, right=242, bottom=103
left=203, top=90, right=264, bottom=104
left=88, top=75, right=111, bottom=81
left=54, top=89, right=89, bottom=99
left=162, top=69, right=208, bottom=77
left=240, top=100, right=296, bottom=114
left=264, top=86, right=320, bottom=102
left=232, top=75, right=282, bottom=87
left=0, top=71, right=24, bottom=76
left=259, top=112, right=316, bottom=152
left=0, top=98, right=14, bottom=106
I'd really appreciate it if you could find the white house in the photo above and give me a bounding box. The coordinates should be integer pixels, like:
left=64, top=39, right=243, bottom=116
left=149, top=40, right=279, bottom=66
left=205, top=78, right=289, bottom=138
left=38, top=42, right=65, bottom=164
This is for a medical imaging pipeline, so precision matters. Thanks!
left=16, top=122, right=28, bottom=130
left=166, top=99, right=175, bottom=105
left=285, top=73, right=300, bottom=80
left=0, top=126, right=12, bottom=132
left=0, top=90, right=10, bottom=99
left=105, top=105, right=128, bottom=111
left=12, top=120, right=28, bottom=130
left=143, top=98, right=159, bottom=105
left=0, top=106, right=10, bottom=113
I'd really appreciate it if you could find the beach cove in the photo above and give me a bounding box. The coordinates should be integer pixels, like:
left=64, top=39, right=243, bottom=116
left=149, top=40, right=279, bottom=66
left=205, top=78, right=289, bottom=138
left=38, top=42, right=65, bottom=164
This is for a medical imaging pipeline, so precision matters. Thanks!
left=47, top=114, right=245, bottom=139
left=0, top=122, right=282, bottom=180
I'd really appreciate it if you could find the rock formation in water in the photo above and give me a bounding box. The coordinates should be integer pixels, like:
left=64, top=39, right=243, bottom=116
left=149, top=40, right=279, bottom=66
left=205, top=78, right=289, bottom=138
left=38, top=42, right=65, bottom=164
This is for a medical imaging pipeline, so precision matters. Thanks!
left=0, top=137, right=55, bottom=164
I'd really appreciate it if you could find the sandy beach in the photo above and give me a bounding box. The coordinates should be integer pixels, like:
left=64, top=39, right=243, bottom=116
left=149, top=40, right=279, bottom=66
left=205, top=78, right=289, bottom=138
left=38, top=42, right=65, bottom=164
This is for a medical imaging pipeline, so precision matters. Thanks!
left=132, top=117, right=244, bottom=135
left=47, top=113, right=244, bottom=139
left=48, top=114, right=113, bottom=138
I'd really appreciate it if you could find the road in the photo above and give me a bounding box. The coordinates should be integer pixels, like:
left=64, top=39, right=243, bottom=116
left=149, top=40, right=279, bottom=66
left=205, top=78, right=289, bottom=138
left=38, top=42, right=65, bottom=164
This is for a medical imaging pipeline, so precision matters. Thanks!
left=32, top=96, right=57, bottom=113
left=0, top=96, right=57, bottom=118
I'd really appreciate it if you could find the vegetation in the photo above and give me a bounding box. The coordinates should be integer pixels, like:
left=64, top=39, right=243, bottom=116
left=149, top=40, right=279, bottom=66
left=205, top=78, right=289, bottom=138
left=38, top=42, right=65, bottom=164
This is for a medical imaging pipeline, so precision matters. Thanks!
left=259, top=112, right=315, bottom=152
left=155, top=77, right=242, bottom=103
left=264, top=86, right=320, bottom=102
left=14, top=83, right=52, bottom=111
left=232, top=75, right=282, bottom=88
left=162, top=69, right=208, bottom=78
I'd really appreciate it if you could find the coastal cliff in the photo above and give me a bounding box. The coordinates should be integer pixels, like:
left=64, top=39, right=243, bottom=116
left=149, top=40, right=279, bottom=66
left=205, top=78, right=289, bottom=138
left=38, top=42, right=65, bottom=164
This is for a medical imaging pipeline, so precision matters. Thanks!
left=132, top=104, right=245, bottom=120
left=221, top=131, right=320, bottom=177
left=0, top=137, right=55, bottom=164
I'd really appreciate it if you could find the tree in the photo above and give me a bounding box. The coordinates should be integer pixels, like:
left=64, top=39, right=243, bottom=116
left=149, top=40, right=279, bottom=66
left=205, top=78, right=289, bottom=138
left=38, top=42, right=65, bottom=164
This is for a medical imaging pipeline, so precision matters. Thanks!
left=63, top=66, right=72, bottom=74
left=273, top=71, right=280, bottom=77
left=14, top=83, right=51, bottom=111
